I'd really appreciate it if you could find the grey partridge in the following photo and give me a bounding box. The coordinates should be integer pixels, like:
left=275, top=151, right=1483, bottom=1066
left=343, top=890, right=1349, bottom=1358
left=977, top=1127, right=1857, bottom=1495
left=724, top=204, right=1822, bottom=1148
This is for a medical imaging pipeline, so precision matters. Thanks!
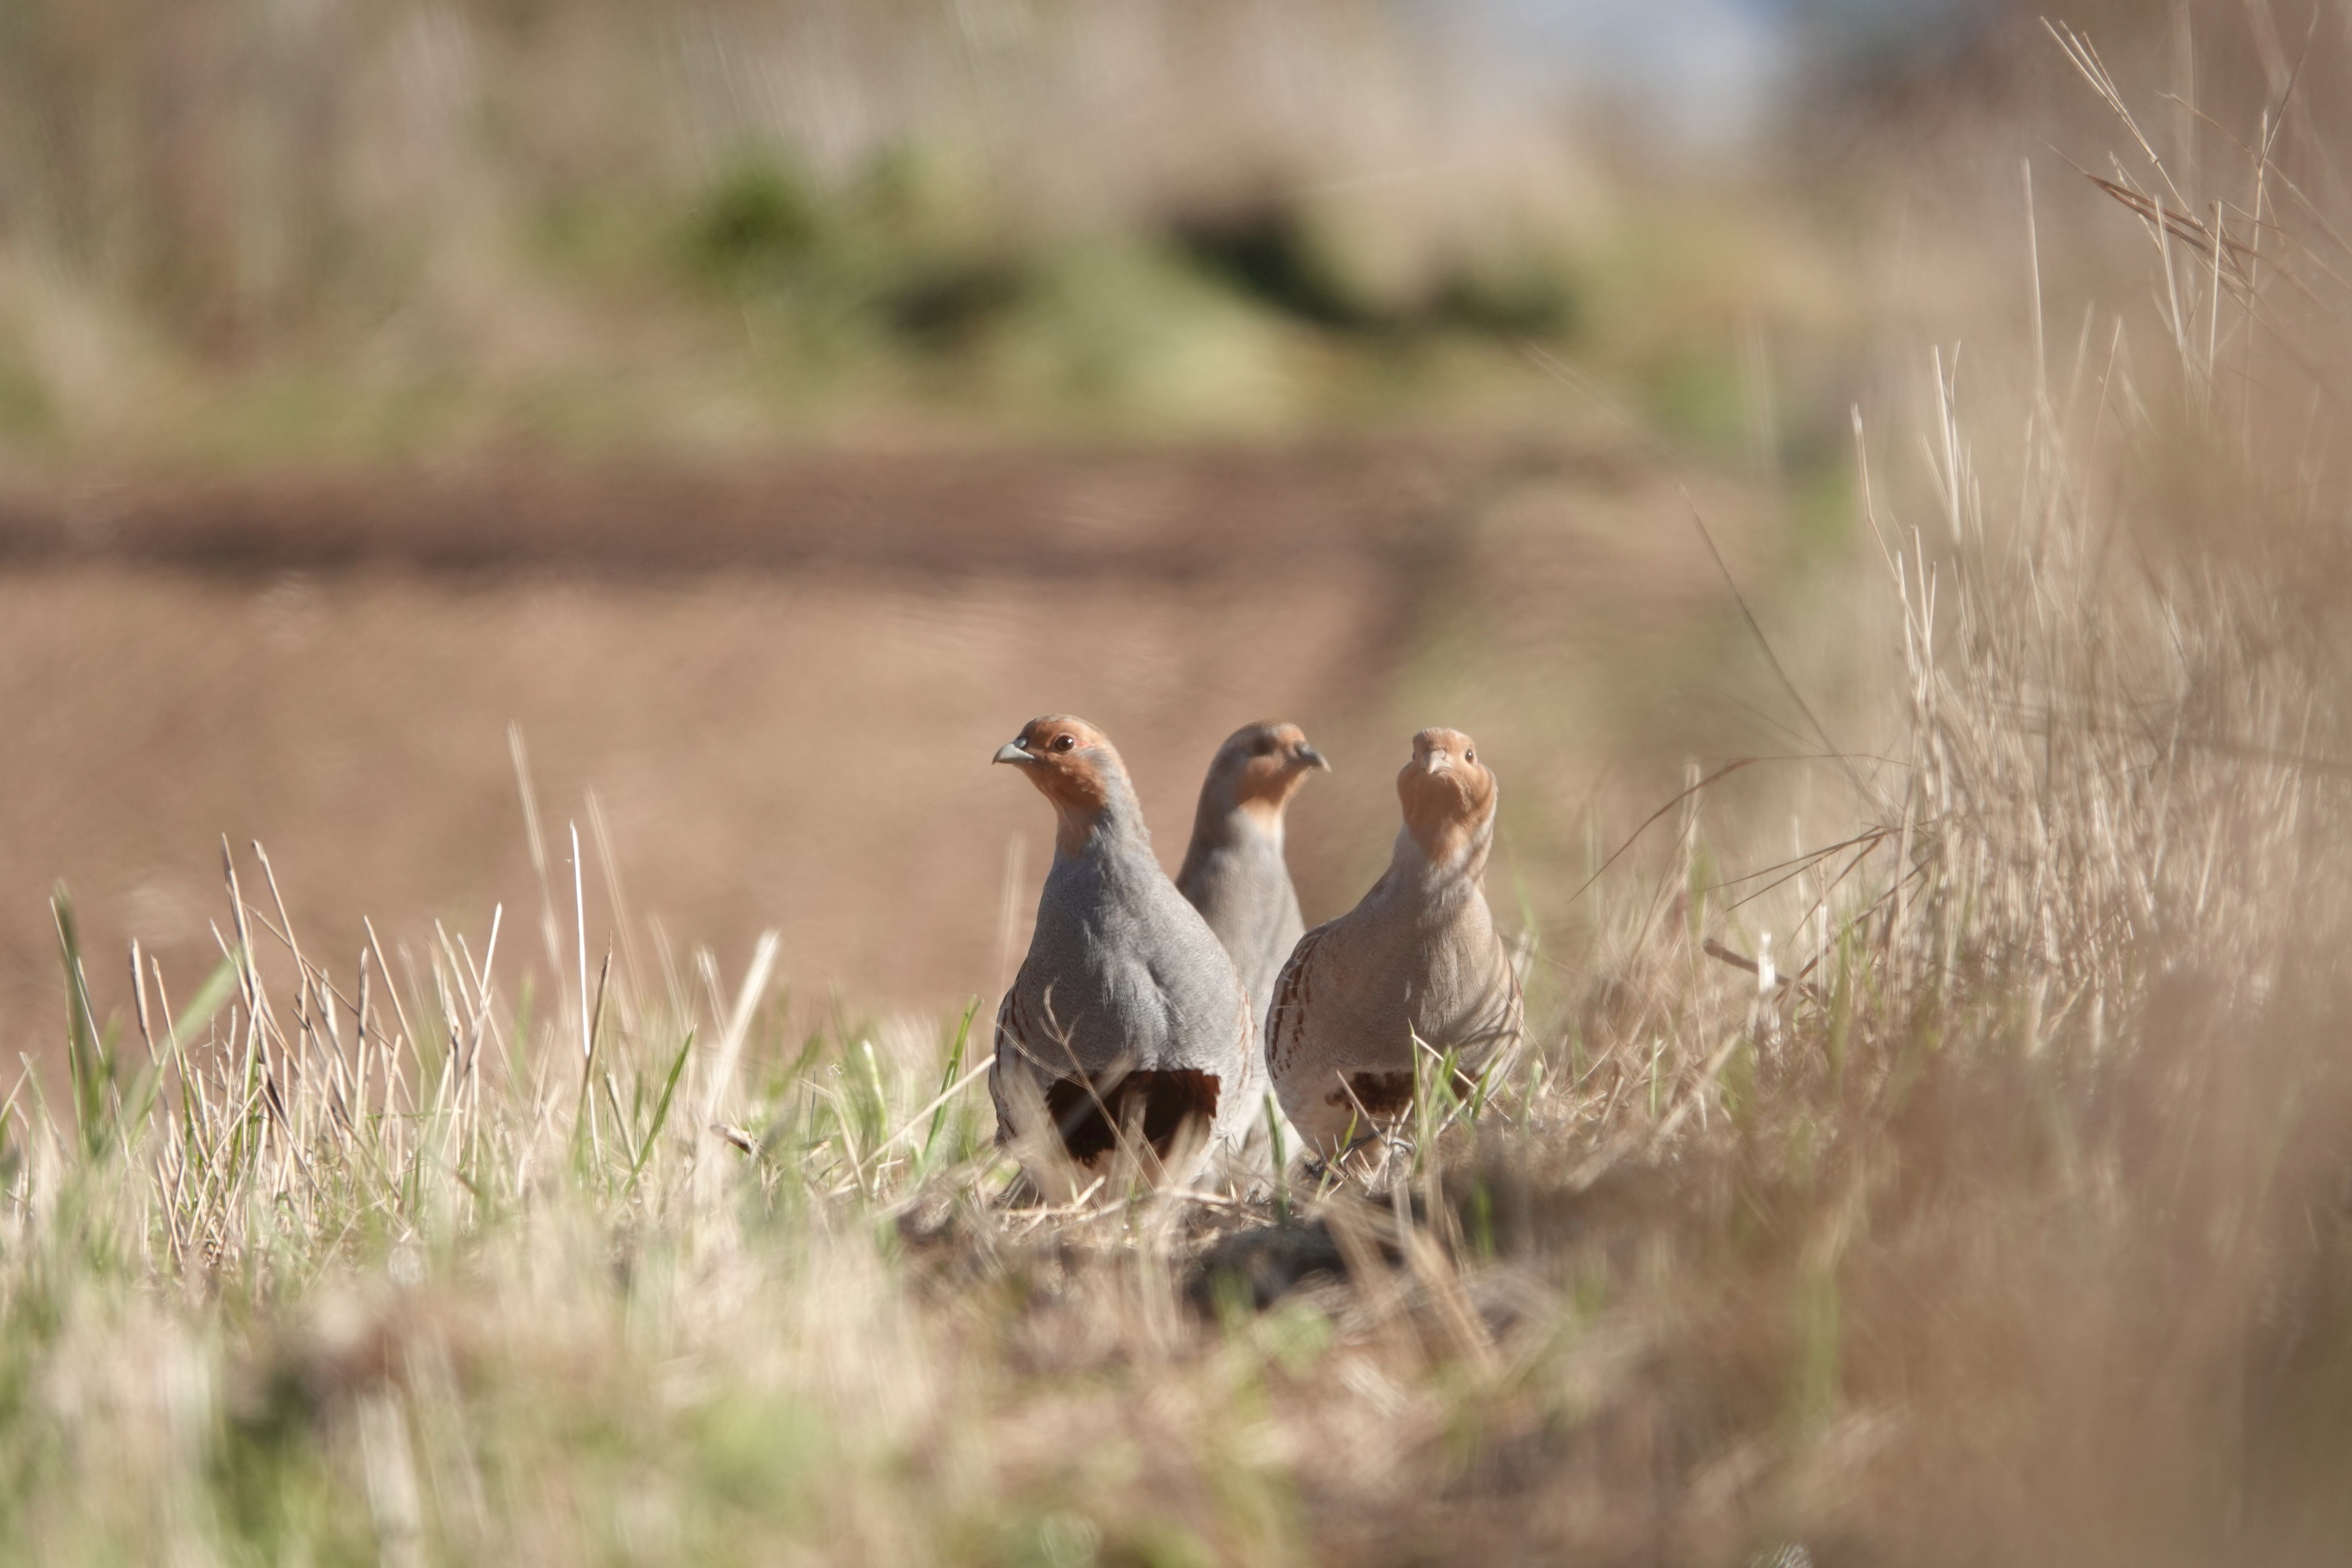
left=1175, top=721, right=1329, bottom=1047
left=991, top=715, right=1261, bottom=1193
left=1266, top=727, right=1522, bottom=1157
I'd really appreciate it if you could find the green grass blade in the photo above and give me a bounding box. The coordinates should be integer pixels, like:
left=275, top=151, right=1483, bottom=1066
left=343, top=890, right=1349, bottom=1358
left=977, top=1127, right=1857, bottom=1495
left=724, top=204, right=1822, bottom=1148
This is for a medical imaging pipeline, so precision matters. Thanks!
left=921, top=998, right=978, bottom=1167
left=52, top=888, right=113, bottom=1159
left=629, top=1029, right=696, bottom=1187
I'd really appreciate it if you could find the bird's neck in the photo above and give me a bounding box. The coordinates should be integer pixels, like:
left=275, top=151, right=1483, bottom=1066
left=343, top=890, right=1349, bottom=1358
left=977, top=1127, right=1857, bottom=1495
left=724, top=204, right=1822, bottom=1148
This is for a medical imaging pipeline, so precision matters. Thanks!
left=1386, top=821, right=1490, bottom=898
left=1055, top=776, right=1151, bottom=865
left=1188, top=792, right=1285, bottom=860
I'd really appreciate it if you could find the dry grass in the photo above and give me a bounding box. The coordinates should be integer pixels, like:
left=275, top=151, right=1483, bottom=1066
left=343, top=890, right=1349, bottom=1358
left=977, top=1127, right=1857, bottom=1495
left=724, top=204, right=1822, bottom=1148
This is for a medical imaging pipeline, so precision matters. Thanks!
left=9, top=9, right=2352, bottom=1566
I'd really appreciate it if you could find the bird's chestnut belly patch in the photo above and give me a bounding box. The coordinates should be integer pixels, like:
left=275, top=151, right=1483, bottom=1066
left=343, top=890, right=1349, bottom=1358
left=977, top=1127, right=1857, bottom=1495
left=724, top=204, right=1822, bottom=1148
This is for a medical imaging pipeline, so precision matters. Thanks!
left=1330, top=1071, right=1415, bottom=1118
left=1045, top=1069, right=1221, bottom=1163
left=1325, top=1064, right=1479, bottom=1120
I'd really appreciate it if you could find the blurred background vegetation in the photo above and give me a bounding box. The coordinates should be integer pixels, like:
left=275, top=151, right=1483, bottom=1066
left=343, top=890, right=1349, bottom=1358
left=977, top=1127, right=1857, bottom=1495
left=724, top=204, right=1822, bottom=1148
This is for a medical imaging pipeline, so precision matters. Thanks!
left=0, top=0, right=1991, bottom=465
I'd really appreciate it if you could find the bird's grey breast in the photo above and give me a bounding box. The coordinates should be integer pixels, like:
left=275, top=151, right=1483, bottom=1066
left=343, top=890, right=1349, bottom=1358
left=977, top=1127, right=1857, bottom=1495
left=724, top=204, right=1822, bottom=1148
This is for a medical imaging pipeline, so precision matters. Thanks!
left=1019, top=843, right=1237, bottom=1069
left=1312, top=873, right=1506, bottom=1048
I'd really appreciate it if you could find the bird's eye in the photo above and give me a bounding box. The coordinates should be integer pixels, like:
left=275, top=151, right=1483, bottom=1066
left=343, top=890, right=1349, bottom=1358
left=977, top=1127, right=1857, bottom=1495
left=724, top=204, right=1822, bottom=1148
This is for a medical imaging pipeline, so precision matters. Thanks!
left=1465, top=749, right=1476, bottom=764
left=1052, top=733, right=1077, bottom=753
left=1252, top=736, right=1277, bottom=756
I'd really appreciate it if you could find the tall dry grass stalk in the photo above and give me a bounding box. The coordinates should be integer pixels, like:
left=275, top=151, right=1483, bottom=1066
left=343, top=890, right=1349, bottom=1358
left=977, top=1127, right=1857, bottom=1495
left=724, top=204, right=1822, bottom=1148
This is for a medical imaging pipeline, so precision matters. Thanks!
left=6, top=11, right=2352, bottom=1565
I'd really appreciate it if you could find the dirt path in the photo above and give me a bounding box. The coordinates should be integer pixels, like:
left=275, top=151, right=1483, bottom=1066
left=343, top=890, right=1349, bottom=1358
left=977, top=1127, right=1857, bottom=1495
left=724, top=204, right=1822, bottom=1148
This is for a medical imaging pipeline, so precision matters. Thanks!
left=0, top=439, right=1776, bottom=1051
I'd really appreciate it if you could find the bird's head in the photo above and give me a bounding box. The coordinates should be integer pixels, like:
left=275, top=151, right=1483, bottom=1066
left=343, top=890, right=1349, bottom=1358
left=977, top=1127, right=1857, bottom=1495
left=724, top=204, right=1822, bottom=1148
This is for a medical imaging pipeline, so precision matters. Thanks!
left=1201, top=721, right=1329, bottom=824
left=1396, top=727, right=1498, bottom=870
left=994, top=715, right=1130, bottom=829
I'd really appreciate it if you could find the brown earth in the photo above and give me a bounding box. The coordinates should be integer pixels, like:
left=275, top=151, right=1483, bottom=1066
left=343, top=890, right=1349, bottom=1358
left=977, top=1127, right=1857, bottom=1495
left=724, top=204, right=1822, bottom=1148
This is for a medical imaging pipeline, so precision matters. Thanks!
left=0, top=439, right=1790, bottom=1056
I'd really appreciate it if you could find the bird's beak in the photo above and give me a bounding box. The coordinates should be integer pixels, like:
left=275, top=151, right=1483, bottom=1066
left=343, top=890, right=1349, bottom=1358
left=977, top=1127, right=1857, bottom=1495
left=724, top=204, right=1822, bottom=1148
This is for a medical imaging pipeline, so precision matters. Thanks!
left=993, top=741, right=1034, bottom=766
left=1422, top=749, right=1452, bottom=775
left=1295, top=744, right=1330, bottom=772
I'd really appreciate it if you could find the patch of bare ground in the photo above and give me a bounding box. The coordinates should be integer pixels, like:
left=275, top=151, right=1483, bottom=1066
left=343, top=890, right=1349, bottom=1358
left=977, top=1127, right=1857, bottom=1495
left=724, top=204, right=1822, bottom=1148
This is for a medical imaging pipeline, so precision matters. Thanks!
left=0, top=438, right=1773, bottom=1049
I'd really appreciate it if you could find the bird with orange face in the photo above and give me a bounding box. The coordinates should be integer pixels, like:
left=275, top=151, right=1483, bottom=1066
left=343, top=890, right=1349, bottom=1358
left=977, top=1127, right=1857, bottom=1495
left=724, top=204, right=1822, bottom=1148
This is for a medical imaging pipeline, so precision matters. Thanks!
left=991, top=715, right=1262, bottom=1193
left=1177, top=721, right=1329, bottom=1047
left=1265, top=727, right=1522, bottom=1157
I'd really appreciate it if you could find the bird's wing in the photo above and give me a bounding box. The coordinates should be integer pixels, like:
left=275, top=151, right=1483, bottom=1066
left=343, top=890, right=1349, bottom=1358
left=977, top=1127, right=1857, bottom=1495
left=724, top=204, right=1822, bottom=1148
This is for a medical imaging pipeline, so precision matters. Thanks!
left=987, top=985, right=1027, bottom=1142
left=1456, top=935, right=1526, bottom=1069
left=993, top=979, right=1029, bottom=1062
left=1263, top=921, right=1332, bottom=1082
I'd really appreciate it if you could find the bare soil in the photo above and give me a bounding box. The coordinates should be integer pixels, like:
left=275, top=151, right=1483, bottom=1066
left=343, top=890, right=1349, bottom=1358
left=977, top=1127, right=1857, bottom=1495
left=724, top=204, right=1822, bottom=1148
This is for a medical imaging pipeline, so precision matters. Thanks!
left=0, top=439, right=1774, bottom=1050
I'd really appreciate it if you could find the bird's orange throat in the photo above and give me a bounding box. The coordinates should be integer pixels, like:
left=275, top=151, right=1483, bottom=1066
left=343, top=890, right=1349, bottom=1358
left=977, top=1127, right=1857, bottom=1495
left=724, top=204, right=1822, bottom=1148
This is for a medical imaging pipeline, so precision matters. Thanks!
left=1027, top=759, right=1138, bottom=861
left=1404, top=810, right=1493, bottom=874
left=1399, top=773, right=1496, bottom=874
left=1232, top=754, right=1314, bottom=814
left=1026, top=761, right=1113, bottom=821
left=1233, top=795, right=1290, bottom=837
